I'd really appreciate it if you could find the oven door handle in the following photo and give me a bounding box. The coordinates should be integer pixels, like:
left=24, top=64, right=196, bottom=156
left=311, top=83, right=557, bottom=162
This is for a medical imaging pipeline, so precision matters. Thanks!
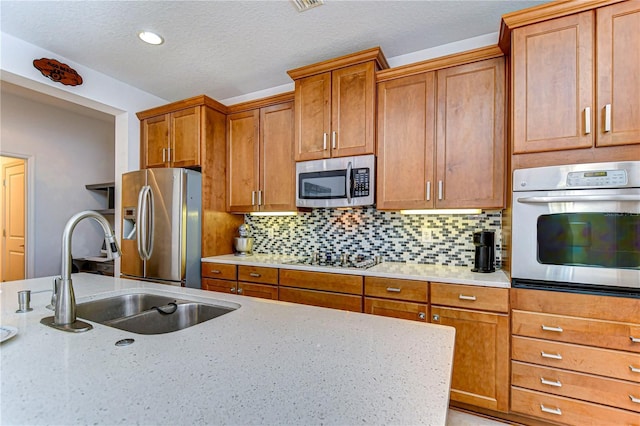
left=517, top=195, right=640, bottom=204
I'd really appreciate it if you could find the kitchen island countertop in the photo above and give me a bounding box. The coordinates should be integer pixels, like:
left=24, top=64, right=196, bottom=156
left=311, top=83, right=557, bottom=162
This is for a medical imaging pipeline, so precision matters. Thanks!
left=203, top=254, right=511, bottom=288
left=0, top=274, right=455, bottom=425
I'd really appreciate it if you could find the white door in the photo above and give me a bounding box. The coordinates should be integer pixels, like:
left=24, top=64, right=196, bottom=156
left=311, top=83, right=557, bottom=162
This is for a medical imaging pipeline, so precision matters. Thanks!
left=2, top=158, right=26, bottom=281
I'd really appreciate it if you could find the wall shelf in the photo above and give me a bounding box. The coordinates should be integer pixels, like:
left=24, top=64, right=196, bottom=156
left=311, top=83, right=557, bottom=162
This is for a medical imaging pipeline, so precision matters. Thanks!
left=86, top=182, right=115, bottom=215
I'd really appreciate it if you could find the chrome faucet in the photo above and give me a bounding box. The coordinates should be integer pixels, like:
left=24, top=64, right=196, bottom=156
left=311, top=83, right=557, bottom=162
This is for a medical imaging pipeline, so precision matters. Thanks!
left=41, top=210, right=121, bottom=332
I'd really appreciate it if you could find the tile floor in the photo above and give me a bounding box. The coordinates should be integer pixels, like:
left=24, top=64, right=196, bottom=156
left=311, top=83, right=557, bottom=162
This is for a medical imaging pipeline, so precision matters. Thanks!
left=447, top=409, right=511, bottom=426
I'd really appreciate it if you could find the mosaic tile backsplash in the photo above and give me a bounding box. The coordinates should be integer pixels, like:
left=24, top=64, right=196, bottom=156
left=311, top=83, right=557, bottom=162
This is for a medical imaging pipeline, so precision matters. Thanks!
left=244, top=207, right=502, bottom=268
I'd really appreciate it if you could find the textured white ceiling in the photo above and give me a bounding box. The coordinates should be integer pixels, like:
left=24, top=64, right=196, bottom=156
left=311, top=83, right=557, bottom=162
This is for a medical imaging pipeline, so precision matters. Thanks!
left=1, top=0, right=546, bottom=104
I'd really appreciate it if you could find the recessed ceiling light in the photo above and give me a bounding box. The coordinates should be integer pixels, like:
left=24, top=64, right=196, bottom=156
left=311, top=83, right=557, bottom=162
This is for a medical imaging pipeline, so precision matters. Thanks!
left=138, top=31, right=164, bottom=45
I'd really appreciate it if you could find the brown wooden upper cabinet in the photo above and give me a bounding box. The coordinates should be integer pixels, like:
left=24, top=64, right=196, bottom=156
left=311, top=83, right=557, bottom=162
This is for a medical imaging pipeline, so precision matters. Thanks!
left=377, top=56, right=505, bottom=210
left=287, top=47, right=389, bottom=161
left=138, top=95, right=227, bottom=170
left=227, top=100, right=295, bottom=213
left=511, top=2, right=640, bottom=155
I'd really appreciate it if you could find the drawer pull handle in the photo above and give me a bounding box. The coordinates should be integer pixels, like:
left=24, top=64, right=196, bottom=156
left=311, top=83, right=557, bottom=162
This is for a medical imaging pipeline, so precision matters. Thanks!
left=541, top=325, right=563, bottom=333
left=630, top=395, right=640, bottom=404
left=540, top=377, right=562, bottom=387
left=458, top=294, right=477, bottom=301
left=541, top=351, right=563, bottom=360
left=540, top=405, right=562, bottom=416
left=210, top=270, right=221, bottom=274
left=386, top=287, right=401, bottom=293
left=630, top=365, right=640, bottom=374
left=249, top=273, right=261, bottom=277
left=630, top=336, right=640, bottom=343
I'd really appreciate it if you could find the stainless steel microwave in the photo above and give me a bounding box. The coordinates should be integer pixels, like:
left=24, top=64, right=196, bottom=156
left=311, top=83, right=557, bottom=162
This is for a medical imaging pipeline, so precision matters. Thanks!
left=296, top=155, right=375, bottom=208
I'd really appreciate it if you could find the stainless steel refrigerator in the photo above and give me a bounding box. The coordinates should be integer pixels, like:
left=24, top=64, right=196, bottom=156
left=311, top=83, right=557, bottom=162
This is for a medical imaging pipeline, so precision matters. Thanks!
left=120, top=168, right=201, bottom=288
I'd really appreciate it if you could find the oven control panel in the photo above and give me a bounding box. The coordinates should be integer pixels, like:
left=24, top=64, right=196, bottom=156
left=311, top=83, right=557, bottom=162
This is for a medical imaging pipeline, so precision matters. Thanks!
left=567, top=169, right=628, bottom=187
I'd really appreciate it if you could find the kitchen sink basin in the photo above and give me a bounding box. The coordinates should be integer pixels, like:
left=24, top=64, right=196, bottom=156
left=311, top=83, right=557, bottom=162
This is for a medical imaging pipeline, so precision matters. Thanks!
left=76, top=293, right=238, bottom=335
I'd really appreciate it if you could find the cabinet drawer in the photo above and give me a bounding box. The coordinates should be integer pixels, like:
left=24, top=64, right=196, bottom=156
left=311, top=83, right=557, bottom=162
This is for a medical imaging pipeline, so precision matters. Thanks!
left=513, top=310, right=640, bottom=353
left=364, top=297, right=428, bottom=322
left=202, top=278, right=236, bottom=294
left=279, top=287, right=362, bottom=312
left=364, top=277, right=427, bottom=302
left=201, top=263, right=237, bottom=280
left=511, top=288, right=640, bottom=323
left=431, top=283, right=508, bottom=312
left=238, top=265, right=278, bottom=285
left=512, top=361, right=640, bottom=413
left=512, top=336, right=640, bottom=383
left=511, top=386, right=640, bottom=426
left=238, top=282, right=278, bottom=300
left=279, top=269, right=363, bottom=295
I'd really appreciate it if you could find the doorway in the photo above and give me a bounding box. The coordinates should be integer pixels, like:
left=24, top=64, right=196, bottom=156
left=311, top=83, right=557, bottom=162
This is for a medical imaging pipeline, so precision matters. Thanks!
left=1, top=156, right=27, bottom=281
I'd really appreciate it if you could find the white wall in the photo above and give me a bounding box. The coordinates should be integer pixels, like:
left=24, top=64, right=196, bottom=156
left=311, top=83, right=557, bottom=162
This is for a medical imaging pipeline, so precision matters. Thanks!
left=1, top=91, right=115, bottom=277
left=0, top=32, right=168, bottom=278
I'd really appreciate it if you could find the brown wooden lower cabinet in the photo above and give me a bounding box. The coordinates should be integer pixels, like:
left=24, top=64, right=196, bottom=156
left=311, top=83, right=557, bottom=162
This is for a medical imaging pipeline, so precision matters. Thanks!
left=364, top=297, right=427, bottom=322
left=511, top=387, right=640, bottom=425
left=237, top=282, right=278, bottom=300
left=279, top=287, right=362, bottom=312
left=431, top=305, right=510, bottom=412
left=201, top=278, right=236, bottom=294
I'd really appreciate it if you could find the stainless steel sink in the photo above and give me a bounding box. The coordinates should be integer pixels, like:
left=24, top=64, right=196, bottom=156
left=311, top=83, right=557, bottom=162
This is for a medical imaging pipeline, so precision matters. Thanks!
left=76, top=293, right=237, bottom=335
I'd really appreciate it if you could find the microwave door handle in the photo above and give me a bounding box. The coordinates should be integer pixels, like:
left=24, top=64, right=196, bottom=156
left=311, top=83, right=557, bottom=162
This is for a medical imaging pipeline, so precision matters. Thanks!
left=517, top=195, right=640, bottom=203
left=346, top=161, right=353, bottom=204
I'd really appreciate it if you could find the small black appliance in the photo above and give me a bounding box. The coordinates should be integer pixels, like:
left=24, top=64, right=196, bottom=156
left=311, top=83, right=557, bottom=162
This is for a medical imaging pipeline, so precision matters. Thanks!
left=472, top=231, right=495, bottom=273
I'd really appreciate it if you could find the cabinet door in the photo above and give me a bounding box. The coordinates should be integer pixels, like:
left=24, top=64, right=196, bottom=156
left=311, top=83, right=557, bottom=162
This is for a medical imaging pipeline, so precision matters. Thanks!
left=279, top=287, right=363, bottom=312
left=227, top=110, right=260, bottom=212
left=238, top=282, right=278, bottom=300
left=432, top=306, right=510, bottom=412
left=435, top=58, right=505, bottom=209
left=331, top=62, right=376, bottom=158
left=364, top=297, right=428, bottom=322
left=260, top=102, right=296, bottom=211
left=376, top=72, right=436, bottom=210
left=142, top=114, right=169, bottom=168
left=202, top=278, right=236, bottom=294
left=294, top=72, right=331, bottom=161
left=596, top=1, right=640, bottom=147
left=170, top=107, right=201, bottom=168
left=512, top=12, right=594, bottom=153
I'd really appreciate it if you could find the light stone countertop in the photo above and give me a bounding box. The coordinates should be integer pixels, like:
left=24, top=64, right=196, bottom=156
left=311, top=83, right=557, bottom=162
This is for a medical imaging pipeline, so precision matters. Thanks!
left=203, top=254, right=511, bottom=288
left=0, top=273, right=455, bottom=425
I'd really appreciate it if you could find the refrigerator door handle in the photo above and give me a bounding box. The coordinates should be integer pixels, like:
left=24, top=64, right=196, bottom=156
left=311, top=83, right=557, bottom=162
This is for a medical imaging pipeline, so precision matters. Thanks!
left=136, top=186, right=147, bottom=260
left=146, top=186, right=154, bottom=258
left=136, top=185, right=154, bottom=260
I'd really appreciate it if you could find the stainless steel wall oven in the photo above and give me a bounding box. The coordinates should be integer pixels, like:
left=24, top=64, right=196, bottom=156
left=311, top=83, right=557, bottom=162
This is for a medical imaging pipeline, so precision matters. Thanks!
left=511, top=161, right=640, bottom=297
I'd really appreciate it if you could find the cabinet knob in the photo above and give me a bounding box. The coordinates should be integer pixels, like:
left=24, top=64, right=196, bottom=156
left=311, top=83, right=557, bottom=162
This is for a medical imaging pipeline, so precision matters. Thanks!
left=418, top=312, right=426, bottom=320
left=432, top=314, right=440, bottom=322
left=231, top=287, right=237, bottom=293
left=237, top=288, right=243, bottom=294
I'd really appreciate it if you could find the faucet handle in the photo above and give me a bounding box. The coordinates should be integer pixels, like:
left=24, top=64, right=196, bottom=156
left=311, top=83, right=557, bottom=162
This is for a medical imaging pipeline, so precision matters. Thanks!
left=47, top=277, right=60, bottom=311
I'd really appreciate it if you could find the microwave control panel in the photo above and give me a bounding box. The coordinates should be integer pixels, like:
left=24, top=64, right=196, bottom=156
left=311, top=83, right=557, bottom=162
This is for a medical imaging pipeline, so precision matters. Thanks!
left=567, top=169, right=628, bottom=187
left=352, top=168, right=370, bottom=197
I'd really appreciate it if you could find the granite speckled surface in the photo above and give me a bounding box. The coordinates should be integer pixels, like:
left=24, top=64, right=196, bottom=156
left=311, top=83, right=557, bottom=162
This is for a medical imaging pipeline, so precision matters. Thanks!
left=0, top=274, right=455, bottom=425
left=203, top=254, right=511, bottom=288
